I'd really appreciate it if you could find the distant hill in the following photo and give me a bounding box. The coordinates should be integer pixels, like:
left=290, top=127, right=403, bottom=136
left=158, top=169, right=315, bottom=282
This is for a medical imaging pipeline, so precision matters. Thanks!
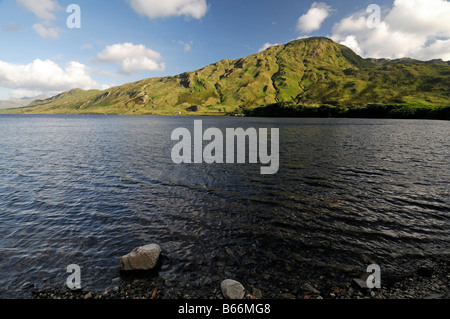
left=0, top=95, right=49, bottom=110
left=366, top=58, right=450, bottom=66
left=3, top=37, right=449, bottom=119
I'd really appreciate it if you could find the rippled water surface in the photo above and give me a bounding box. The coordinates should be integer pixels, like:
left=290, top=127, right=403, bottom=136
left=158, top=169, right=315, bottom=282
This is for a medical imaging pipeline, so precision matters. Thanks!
left=0, top=115, right=448, bottom=298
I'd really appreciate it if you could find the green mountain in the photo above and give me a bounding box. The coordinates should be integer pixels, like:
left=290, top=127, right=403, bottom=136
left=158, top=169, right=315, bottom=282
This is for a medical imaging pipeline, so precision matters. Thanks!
left=3, top=37, right=450, bottom=119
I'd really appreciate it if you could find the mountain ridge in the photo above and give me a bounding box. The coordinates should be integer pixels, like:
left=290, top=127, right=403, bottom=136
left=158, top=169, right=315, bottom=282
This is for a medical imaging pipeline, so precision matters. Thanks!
left=366, top=57, right=450, bottom=66
left=0, top=94, right=49, bottom=110
left=2, top=37, right=449, bottom=118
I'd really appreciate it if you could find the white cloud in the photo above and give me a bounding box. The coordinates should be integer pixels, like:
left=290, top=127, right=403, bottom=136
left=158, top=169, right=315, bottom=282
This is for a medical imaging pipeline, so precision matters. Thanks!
left=332, top=0, right=450, bottom=60
left=297, top=2, right=331, bottom=34
left=258, top=42, right=280, bottom=52
left=17, top=0, right=63, bottom=39
left=0, top=59, right=102, bottom=95
left=296, top=35, right=309, bottom=40
left=385, top=0, right=450, bottom=38
left=16, top=0, right=61, bottom=21
left=32, top=23, right=61, bottom=39
left=97, top=43, right=165, bottom=75
left=179, top=40, right=193, bottom=52
left=339, top=35, right=363, bottom=56
left=412, top=39, right=450, bottom=61
left=128, top=0, right=208, bottom=19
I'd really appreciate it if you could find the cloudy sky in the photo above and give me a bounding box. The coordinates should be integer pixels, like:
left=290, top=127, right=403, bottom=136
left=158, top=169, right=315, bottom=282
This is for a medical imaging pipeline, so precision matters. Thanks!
left=0, top=0, right=449, bottom=100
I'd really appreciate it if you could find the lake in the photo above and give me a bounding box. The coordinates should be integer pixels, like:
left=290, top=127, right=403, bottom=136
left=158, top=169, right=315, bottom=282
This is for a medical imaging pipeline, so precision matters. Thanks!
left=0, top=115, right=448, bottom=298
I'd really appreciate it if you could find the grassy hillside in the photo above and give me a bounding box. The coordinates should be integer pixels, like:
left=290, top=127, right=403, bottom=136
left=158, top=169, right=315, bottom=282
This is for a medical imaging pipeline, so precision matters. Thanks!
left=2, top=37, right=449, bottom=119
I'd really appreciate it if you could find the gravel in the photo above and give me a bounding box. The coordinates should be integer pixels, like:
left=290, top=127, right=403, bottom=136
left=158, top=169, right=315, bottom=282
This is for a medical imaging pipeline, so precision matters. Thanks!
left=32, top=259, right=449, bottom=300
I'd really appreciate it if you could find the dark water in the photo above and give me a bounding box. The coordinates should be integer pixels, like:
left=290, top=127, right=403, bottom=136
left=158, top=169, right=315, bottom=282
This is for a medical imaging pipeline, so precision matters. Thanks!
left=0, top=115, right=448, bottom=298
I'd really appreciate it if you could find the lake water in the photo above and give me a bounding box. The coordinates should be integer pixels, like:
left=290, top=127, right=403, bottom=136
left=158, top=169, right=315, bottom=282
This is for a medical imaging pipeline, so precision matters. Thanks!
left=0, top=115, right=448, bottom=298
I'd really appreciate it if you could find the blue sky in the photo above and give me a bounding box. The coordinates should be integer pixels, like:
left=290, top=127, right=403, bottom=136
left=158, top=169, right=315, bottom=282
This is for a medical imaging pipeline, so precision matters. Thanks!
left=0, top=0, right=449, bottom=100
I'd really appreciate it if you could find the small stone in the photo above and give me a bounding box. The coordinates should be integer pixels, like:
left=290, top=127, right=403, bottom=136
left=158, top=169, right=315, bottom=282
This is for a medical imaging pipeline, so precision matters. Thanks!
left=353, top=278, right=369, bottom=289
left=221, top=279, right=245, bottom=300
left=252, top=288, right=263, bottom=299
left=301, top=282, right=320, bottom=295
left=84, top=292, right=93, bottom=299
left=102, top=289, right=111, bottom=297
left=282, top=293, right=296, bottom=299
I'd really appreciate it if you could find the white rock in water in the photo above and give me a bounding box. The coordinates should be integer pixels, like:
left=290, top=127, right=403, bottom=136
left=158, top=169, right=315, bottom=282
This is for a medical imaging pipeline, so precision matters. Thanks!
left=120, top=244, right=161, bottom=271
left=221, top=279, right=245, bottom=299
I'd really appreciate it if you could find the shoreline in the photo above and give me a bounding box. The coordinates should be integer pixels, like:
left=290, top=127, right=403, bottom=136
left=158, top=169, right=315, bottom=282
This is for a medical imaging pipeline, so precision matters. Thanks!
left=1, top=102, right=450, bottom=121
left=0, top=112, right=449, bottom=122
left=31, top=259, right=449, bottom=300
